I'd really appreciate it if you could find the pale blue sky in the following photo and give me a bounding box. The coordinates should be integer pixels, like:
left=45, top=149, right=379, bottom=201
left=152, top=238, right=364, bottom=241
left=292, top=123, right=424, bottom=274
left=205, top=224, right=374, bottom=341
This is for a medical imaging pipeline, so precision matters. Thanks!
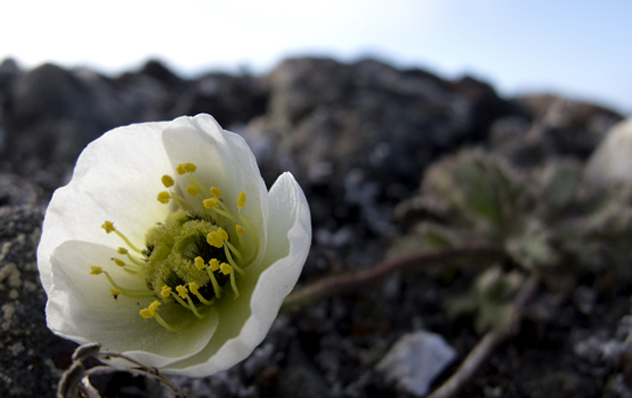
left=2, top=0, right=630, bottom=114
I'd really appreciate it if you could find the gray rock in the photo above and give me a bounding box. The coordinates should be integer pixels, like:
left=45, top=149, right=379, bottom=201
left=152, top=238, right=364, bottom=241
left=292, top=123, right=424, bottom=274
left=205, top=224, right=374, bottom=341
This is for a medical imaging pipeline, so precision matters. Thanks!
left=376, top=330, right=456, bottom=396
left=249, top=58, right=515, bottom=196
left=490, top=94, right=622, bottom=167
left=0, top=205, right=78, bottom=397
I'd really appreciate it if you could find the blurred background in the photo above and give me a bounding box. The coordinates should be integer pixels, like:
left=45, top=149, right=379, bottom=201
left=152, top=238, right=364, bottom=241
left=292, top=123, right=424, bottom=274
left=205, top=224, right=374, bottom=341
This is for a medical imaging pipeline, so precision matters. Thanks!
left=2, top=0, right=631, bottom=114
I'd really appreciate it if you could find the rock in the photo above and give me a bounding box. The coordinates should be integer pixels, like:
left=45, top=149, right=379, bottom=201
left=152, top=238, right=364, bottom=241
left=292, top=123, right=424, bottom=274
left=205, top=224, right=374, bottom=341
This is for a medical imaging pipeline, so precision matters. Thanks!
left=171, top=72, right=267, bottom=128
left=490, top=94, right=623, bottom=167
left=3, top=64, right=140, bottom=167
left=0, top=173, right=37, bottom=207
left=603, top=374, right=632, bottom=398
left=250, top=58, right=515, bottom=195
left=0, top=205, right=78, bottom=397
left=375, top=330, right=457, bottom=396
left=584, top=118, right=632, bottom=186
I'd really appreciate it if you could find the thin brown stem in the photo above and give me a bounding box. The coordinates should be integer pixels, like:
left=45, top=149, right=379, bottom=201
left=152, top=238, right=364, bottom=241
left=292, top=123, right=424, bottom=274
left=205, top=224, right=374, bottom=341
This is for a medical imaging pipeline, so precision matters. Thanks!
left=427, top=275, right=539, bottom=398
left=283, top=245, right=506, bottom=310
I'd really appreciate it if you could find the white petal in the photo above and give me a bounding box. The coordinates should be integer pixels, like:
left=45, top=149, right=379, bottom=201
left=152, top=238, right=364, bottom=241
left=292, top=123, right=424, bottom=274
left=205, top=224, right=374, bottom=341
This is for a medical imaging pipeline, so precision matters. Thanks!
left=47, top=240, right=219, bottom=368
left=161, top=114, right=269, bottom=265
left=38, top=121, right=174, bottom=293
left=164, top=172, right=311, bottom=376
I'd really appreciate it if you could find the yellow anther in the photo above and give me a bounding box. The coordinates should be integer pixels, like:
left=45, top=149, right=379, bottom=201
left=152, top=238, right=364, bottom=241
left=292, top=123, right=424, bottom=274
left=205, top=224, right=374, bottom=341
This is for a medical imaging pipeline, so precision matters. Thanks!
left=89, top=265, right=103, bottom=275
left=207, top=231, right=224, bottom=248
left=161, top=175, right=175, bottom=188
left=237, top=191, right=246, bottom=208
left=220, top=262, right=232, bottom=275
left=186, top=185, right=199, bottom=197
left=209, top=258, right=220, bottom=272
left=218, top=228, right=229, bottom=241
left=210, top=187, right=222, bottom=198
left=117, top=247, right=128, bottom=255
left=176, top=163, right=197, bottom=175
left=101, top=221, right=115, bottom=234
left=160, top=285, right=172, bottom=298
left=176, top=285, right=188, bottom=299
left=194, top=256, right=206, bottom=271
left=112, top=258, right=126, bottom=267
left=110, top=288, right=122, bottom=298
left=236, top=225, right=246, bottom=234
left=140, top=301, right=161, bottom=319
left=188, top=281, right=200, bottom=295
left=157, top=191, right=171, bottom=204
left=203, top=198, right=219, bottom=209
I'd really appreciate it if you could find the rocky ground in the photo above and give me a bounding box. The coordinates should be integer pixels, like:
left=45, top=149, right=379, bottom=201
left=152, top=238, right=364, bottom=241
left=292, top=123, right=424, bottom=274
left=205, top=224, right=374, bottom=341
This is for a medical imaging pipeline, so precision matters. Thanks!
left=0, top=56, right=631, bottom=397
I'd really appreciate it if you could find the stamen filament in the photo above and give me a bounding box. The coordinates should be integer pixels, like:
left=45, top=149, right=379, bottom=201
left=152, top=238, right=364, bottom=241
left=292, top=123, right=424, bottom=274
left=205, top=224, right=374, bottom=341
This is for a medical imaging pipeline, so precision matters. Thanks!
left=124, top=253, right=144, bottom=267
left=154, top=313, right=183, bottom=332
left=213, top=206, right=239, bottom=225
left=184, top=295, right=204, bottom=318
left=113, top=230, right=143, bottom=254
left=172, top=192, right=194, bottom=211
left=193, top=291, right=214, bottom=306
left=224, top=240, right=243, bottom=262
left=238, top=214, right=260, bottom=266
left=171, top=291, right=193, bottom=310
left=229, top=272, right=240, bottom=299
left=102, top=272, right=153, bottom=298
left=188, top=176, right=211, bottom=198
left=224, top=245, right=245, bottom=275
left=188, top=282, right=214, bottom=305
left=122, top=267, right=139, bottom=275
left=205, top=268, right=222, bottom=299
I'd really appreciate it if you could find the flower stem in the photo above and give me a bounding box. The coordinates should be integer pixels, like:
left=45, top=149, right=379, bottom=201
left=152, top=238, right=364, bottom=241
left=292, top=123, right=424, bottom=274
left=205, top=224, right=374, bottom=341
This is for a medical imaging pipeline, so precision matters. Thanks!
left=282, top=245, right=507, bottom=311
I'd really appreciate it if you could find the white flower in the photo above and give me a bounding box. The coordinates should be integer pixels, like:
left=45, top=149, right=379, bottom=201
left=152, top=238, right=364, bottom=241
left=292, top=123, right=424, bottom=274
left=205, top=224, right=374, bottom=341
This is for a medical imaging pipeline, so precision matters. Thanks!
left=37, top=114, right=311, bottom=377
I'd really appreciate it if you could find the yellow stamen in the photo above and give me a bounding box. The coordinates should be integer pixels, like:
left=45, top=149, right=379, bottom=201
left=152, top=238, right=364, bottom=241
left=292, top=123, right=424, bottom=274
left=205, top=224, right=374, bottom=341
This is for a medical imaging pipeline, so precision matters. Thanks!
left=236, top=225, right=246, bottom=234
left=117, top=247, right=128, bottom=255
left=188, top=281, right=200, bottom=295
left=209, top=258, right=220, bottom=272
left=102, top=223, right=142, bottom=254
left=169, top=291, right=202, bottom=318
left=188, top=281, right=214, bottom=305
left=101, top=221, right=115, bottom=234
left=140, top=300, right=161, bottom=319
left=194, top=256, right=206, bottom=271
left=110, top=288, right=121, bottom=298
left=176, top=163, right=197, bottom=175
left=90, top=265, right=103, bottom=275
left=220, top=262, right=232, bottom=275
left=186, top=185, right=199, bottom=197
left=218, top=228, right=229, bottom=241
left=160, top=285, right=172, bottom=298
left=210, top=187, right=222, bottom=198
left=157, top=191, right=171, bottom=204
left=237, top=191, right=246, bottom=209
left=112, top=258, right=126, bottom=267
left=207, top=231, right=224, bottom=248
left=203, top=198, right=219, bottom=209
left=161, top=175, right=175, bottom=188
left=176, top=285, right=188, bottom=299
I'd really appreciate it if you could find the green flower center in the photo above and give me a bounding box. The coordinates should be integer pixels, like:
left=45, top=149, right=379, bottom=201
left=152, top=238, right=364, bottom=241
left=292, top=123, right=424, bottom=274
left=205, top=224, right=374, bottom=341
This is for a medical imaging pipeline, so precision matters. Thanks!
left=89, top=162, right=259, bottom=332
